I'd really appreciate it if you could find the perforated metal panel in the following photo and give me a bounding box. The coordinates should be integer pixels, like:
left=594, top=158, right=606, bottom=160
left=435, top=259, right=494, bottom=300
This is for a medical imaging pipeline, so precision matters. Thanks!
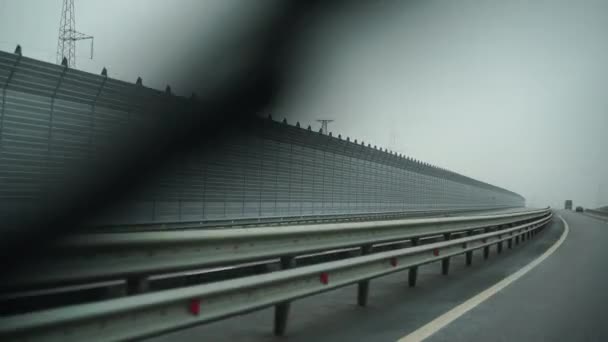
left=0, top=49, right=525, bottom=225
left=96, top=119, right=524, bottom=224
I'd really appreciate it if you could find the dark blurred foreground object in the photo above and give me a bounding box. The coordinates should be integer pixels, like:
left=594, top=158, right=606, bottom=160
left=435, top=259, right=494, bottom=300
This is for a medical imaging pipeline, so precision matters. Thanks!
left=0, top=1, right=354, bottom=278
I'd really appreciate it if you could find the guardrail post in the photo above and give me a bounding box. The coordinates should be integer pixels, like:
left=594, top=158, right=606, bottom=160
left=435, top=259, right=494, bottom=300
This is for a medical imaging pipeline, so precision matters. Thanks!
left=357, top=245, right=373, bottom=306
left=274, top=256, right=296, bottom=336
left=515, top=233, right=520, bottom=245
left=442, top=234, right=451, bottom=275
left=483, top=228, right=490, bottom=260
left=465, top=231, right=473, bottom=266
left=126, top=276, right=149, bottom=295
left=408, top=238, right=419, bottom=287
left=442, top=257, right=450, bottom=275
left=508, top=232, right=513, bottom=249
left=465, top=248, right=473, bottom=266
left=497, top=235, right=503, bottom=254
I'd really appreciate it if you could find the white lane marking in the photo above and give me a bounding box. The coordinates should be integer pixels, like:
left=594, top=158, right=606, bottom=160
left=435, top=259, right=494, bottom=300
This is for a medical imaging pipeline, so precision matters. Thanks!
left=397, top=215, right=570, bottom=342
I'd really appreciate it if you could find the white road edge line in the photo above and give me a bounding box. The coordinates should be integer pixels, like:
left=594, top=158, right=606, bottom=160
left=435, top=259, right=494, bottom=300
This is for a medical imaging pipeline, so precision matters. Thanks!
left=397, top=214, right=570, bottom=342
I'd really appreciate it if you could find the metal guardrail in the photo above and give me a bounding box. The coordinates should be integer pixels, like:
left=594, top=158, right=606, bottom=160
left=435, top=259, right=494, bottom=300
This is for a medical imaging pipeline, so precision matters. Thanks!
left=585, top=209, right=608, bottom=218
left=6, top=208, right=548, bottom=289
left=0, top=212, right=552, bottom=341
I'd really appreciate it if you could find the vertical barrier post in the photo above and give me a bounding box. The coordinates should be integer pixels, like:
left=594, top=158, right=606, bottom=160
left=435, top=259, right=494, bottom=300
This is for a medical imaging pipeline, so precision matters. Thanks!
left=408, top=238, right=419, bottom=287
left=442, top=233, right=451, bottom=275
left=465, top=230, right=473, bottom=266
left=483, top=228, right=490, bottom=260
left=497, top=234, right=503, bottom=254
left=1, top=48, right=23, bottom=162
left=45, top=61, right=69, bottom=201
left=287, top=140, right=294, bottom=216
left=442, top=257, right=451, bottom=275
left=126, top=276, right=149, bottom=295
left=274, top=256, right=296, bottom=336
left=357, top=245, right=373, bottom=306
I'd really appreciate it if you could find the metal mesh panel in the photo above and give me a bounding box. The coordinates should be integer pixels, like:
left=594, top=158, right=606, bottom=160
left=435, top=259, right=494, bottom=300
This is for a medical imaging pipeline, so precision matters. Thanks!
left=0, top=50, right=525, bottom=225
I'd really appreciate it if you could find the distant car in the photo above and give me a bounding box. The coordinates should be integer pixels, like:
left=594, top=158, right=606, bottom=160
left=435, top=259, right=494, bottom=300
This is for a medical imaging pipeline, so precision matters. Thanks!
left=575, top=206, right=584, bottom=212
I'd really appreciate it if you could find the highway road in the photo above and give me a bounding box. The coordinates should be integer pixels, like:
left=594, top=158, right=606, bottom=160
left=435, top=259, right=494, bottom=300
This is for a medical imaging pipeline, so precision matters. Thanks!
left=583, top=211, right=608, bottom=223
left=145, top=210, right=603, bottom=342
left=423, top=211, right=607, bottom=342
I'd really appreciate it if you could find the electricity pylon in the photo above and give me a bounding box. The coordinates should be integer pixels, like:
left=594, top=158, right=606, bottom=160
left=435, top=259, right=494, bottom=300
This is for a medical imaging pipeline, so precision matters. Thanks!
left=56, top=0, right=94, bottom=67
left=316, top=119, right=334, bottom=135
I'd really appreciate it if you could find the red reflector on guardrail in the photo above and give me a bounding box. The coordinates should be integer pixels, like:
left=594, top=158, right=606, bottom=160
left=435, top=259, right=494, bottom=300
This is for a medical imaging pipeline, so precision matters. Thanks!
left=390, top=257, right=398, bottom=267
left=320, top=272, right=329, bottom=285
left=433, top=248, right=439, bottom=256
left=189, top=299, right=201, bottom=316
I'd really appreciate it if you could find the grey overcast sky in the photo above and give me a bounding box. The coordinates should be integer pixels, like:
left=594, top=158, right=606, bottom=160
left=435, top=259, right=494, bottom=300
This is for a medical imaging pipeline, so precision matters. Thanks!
left=1, top=0, right=607, bottom=209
